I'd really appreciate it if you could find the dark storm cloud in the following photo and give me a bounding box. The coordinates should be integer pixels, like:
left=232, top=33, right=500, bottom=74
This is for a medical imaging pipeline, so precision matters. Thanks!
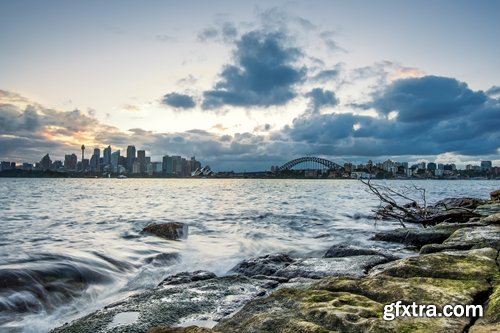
left=202, top=30, right=306, bottom=109
left=0, top=104, right=41, bottom=133
left=305, top=88, right=338, bottom=114
left=373, top=75, right=487, bottom=122
left=487, top=85, right=500, bottom=97
left=286, top=75, right=500, bottom=157
left=162, top=92, right=196, bottom=109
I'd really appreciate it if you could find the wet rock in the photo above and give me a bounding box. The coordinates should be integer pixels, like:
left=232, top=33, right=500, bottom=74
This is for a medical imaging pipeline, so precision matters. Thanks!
left=474, top=203, right=500, bottom=216
left=215, top=248, right=498, bottom=333
left=228, top=253, right=294, bottom=277
left=323, top=244, right=398, bottom=261
left=51, top=275, right=269, bottom=333
left=159, top=271, right=217, bottom=286
left=145, top=253, right=181, bottom=266
left=434, top=197, right=485, bottom=209
left=143, top=223, right=188, bottom=240
left=148, top=326, right=217, bottom=333
left=275, top=255, right=391, bottom=279
left=371, top=227, right=452, bottom=248
left=491, top=189, right=500, bottom=202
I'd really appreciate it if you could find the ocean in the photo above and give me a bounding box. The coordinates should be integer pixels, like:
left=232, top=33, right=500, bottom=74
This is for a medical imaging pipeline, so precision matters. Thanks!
left=0, top=178, right=498, bottom=332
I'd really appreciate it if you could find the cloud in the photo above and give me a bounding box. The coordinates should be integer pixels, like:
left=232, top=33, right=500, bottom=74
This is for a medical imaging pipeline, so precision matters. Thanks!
left=286, top=75, right=500, bottom=157
left=122, top=104, right=140, bottom=112
left=156, top=34, right=176, bottom=43
left=487, top=86, right=500, bottom=97
left=372, top=75, right=487, bottom=122
left=202, top=30, right=306, bottom=109
left=197, top=27, right=219, bottom=42
left=305, top=88, right=338, bottom=114
left=310, top=69, right=340, bottom=83
left=162, top=92, right=196, bottom=109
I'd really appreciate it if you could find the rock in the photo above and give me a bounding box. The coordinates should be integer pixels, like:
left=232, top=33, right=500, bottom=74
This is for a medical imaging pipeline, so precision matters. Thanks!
left=434, top=197, right=485, bottom=209
left=159, top=271, right=217, bottom=286
left=148, top=326, right=217, bottom=333
left=420, top=225, right=500, bottom=254
left=323, top=244, right=398, bottom=260
left=469, top=284, right=500, bottom=332
left=371, top=227, right=452, bottom=248
left=143, top=223, right=188, bottom=240
left=214, top=248, right=499, bottom=333
left=374, top=248, right=499, bottom=280
left=228, top=253, right=294, bottom=277
left=491, top=189, right=500, bottom=202
left=145, top=253, right=181, bottom=266
left=474, top=203, right=500, bottom=216
left=483, top=213, right=500, bottom=224
left=275, top=256, right=391, bottom=279
left=51, top=275, right=271, bottom=333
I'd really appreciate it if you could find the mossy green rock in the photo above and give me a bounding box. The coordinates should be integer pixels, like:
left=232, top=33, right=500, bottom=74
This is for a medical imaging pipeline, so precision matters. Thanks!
left=376, top=248, right=499, bottom=280
left=215, top=249, right=499, bottom=333
left=215, top=275, right=486, bottom=333
left=474, top=203, right=500, bottom=216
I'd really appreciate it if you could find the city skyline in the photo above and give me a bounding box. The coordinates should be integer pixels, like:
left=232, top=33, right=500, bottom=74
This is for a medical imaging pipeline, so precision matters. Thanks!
left=1, top=1, right=499, bottom=171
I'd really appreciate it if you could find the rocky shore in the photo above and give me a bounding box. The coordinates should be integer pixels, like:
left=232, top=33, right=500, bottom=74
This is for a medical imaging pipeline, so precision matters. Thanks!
left=52, top=190, right=500, bottom=333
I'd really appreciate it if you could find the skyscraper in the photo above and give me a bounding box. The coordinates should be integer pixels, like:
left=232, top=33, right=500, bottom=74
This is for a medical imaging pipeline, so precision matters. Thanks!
left=103, top=145, right=111, bottom=166
left=90, top=148, right=100, bottom=171
left=111, top=150, right=120, bottom=173
left=137, top=150, right=146, bottom=173
left=64, top=154, right=77, bottom=171
left=40, top=154, right=52, bottom=171
left=126, top=145, right=136, bottom=173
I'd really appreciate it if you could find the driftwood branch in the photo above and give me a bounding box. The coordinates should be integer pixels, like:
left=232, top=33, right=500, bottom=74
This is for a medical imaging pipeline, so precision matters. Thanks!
left=360, top=179, right=481, bottom=227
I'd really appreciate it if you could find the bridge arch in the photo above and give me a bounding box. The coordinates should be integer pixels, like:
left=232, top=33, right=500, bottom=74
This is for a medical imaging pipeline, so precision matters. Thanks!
left=278, top=156, right=340, bottom=171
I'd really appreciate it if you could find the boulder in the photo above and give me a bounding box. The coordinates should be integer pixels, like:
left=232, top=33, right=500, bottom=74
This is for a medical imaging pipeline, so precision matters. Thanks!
left=491, top=189, right=500, bottom=202
left=159, top=270, right=217, bottom=286
left=275, top=256, right=391, bottom=279
left=474, top=203, right=500, bottom=216
left=143, top=223, right=188, bottom=240
left=323, top=244, right=398, bottom=260
left=371, top=228, right=452, bottom=248
left=434, top=197, right=485, bottom=209
left=228, top=253, right=294, bottom=277
left=148, top=327, right=217, bottom=333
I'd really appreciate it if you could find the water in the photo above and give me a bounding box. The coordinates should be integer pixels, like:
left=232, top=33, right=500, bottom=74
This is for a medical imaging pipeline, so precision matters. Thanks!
left=0, top=178, right=498, bottom=332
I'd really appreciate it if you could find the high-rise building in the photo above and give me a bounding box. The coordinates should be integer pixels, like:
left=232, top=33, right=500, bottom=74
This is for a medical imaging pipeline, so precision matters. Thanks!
left=132, top=160, right=141, bottom=174
left=427, top=162, right=436, bottom=171
left=162, top=155, right=172, bottom=174
left=103, top=145, right=112, bottom=166
left=64, top=154, right=78, bottom=171
left=126, top=145, right=136, bottom=173
left=111, top=150, right=120, bottom=173
left=40, top=154, right=52, bottom=171
left=481, top=161, right=492, bottom=171
left=90, top=148, right=100, bottom=171
left=137, top=150, right=146, bottom=173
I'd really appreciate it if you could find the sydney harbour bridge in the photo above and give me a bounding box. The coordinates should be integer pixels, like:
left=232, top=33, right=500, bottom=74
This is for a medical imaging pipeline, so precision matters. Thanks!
left=274, top=156, right=341, bottom=173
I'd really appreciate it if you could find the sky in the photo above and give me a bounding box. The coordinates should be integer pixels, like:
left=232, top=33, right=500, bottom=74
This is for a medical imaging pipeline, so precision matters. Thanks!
left=1, top=0, right=499, bottom=171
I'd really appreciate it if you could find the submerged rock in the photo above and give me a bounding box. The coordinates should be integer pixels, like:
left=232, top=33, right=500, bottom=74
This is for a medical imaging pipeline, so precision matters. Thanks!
left=143, top=223, right=188, bottom=240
